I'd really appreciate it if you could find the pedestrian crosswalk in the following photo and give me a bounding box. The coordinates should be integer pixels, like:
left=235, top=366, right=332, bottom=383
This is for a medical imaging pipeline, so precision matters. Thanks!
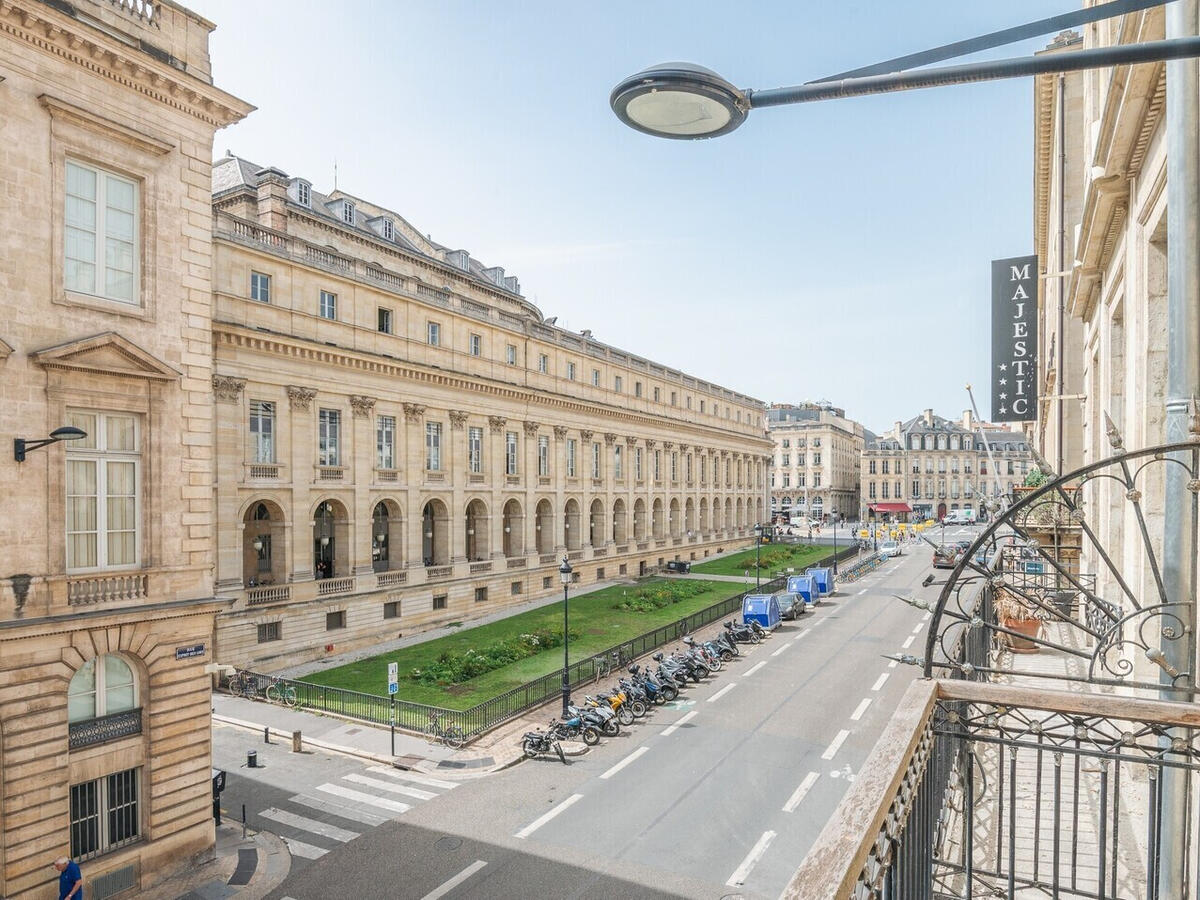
left=259, top=766, right=458, bottom=861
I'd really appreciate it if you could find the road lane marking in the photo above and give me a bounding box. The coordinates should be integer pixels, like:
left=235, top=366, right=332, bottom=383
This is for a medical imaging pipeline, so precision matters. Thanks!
left=871, top=673, right=890, bottom=692
left=771, top=641, right=794, bottom=657
left=888, top=659, right=898, bottom=669
left=365, top=766, right=459, bottom=790
left=662, top=710, right=697, bottom=736
left=600, top=746, right=649, bottom=780
left=850, top=699, right=872, bottom=721
left=316, top=783, right=411, bottom=814
left=707, top=683, right=737, bottom=703
left=923, top=612, right=932, bottom=622
left=822, top=729, right=851, bottom=760
left=912, top=623, right=924, bottom=634
left=726, top=830, right=777, bottom=886
left=902, top=635, right=915, bottom=649
left=743, top=661, right=767, bottom=677
left=794, top=628, right=812, bottom=641
left=343, top=773, right=438, bottom=801
left=420, top=860, right=488, bottom=900
left=857, top=588, right=868, bottom=596
left=288, top=793, right=389, bottom=826
left=258, top=808, right=359, bottom=842
left=280, top=836, right=328, bottom=859
left=515, top=793, right=583, bottom=839
left=783, top=772, right=820, bottom=813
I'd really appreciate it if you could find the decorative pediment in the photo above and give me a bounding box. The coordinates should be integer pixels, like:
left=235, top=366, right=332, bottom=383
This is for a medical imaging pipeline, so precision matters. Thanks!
left=30, top=332, right=180, bottom=382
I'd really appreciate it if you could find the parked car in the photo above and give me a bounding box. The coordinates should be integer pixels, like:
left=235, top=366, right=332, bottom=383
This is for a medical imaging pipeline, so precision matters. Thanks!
left=773, top=591, right=804, bottom=620
left=954, top=540, right=972, bottom=553
left=879, top=540, right=902, bottom=558
left=932, top=545, right=959, bottom=569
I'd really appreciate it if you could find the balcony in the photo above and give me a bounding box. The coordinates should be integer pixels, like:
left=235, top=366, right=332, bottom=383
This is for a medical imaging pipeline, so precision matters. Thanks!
left=67, top=572, right=148, bottom=605
left=506, top=557, right=527, bottom=569
left=376, top=571, right=407, bottom=587
left=316, top=576, right=355, bottom=596
left=375, top=469, right=399, bottom=483
left=247, top=584, right=291, bottom=606
left=247, top=463, right=281, bottom=480
left=426, top=566, right=453, bottom=580
left=470, top=561, right=493, bottom=574
left=315, top=466, right=346, bottom=482
left=69, top=708, right=142, bottom=750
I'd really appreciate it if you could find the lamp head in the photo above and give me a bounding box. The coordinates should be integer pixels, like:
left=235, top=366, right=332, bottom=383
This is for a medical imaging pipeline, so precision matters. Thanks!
left=50, top=426, right=88, bottom=442
left=559, top=556, right=573, bottom=585
left=610, top=62, right=749, bottom=139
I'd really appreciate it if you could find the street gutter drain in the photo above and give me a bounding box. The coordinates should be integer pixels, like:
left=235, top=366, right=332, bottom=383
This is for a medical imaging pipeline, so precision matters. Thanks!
left=434, top=836, right=463, bottom=851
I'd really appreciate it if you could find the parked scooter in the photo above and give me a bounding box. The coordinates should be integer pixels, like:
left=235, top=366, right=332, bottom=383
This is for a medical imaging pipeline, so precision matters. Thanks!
left=552, top=713, right=600, bottom=747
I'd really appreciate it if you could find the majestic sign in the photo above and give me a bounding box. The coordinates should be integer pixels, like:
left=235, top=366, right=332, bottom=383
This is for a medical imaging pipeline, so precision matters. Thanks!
left=991, top=255, right=1038, bottom=422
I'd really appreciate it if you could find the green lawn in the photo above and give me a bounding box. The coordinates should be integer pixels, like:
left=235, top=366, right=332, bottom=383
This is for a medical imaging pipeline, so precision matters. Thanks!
left=691, top=543, right=831, bottom=578
left=301, top=579, right=740, bottom=709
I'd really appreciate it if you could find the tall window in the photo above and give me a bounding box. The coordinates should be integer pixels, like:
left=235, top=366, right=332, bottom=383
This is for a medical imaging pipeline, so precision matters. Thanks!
left=592, top=369, right=601, bottom=386
left=591, top=442, right=601, bottom=478
left=783, top=454, right=791, bottom=467
left=686, top=454, right=692, bottom=482
left=567, top=361, right=576, bottom=381
left=376, top=415, right=396, bottom=469
left=699, top=456, right=706, bottom=483
left=538, top=353, right=549, bottom=374
left=377, top=308, right=393, bottom=333
left=68, top=654, right=136, bottom=723
left=427, top=322, right=440, bottom=346
left=566, top=439, right=577, bottom=477
left=671, top=452, right=678, bottom=482
left=319, top=290, right=337, bottom=320
left=318, top=409, right=340, bottom=466
left=250, top=271, right=270, bottom=303
left=635, top=447, right=643, bottom=480
left=425, top=422, right=442, bottom=470
left=538, top=435, right=550, bottom=476
left=65, top=160, right=138, bottom=304
left=70, top=768, right=140, bottom=861
left=505, top=431, right=519, bottom=475
left=635, top=382, right=643, bottom=398
left=783, top=472, right=791, bottom=488
left=342, top=201, right=355, bottom=224
left=614, top=375, right=623, bottom=392
left=66, top=411, right=138, bottom=570
left=613, top=444, right=623, bottom=479
left=469, top=334, right=482, bottom=356
left=653, top=387, right=661, bottom=402
left=655, top=450, right=662, bottom=481
left=296, top=181, right=311, bottom=206
left=381, top=218, right=394, bottom=241
left=468, top=426, right=483, bottom=474
left=249, top=401, right=274, bottom=463
left=506, top=344, right=517, bottom=365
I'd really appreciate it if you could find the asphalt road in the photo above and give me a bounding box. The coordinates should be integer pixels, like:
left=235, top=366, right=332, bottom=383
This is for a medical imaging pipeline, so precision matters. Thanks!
left=258, top=533, right=980, bottom=900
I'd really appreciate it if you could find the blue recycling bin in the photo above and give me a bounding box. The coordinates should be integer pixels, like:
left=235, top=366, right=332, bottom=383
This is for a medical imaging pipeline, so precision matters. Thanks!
left=741, top=593, right=781, bottom=630
left=787, top=575, right=817, bottom=607
left=806, top=566, right=834, bottom=596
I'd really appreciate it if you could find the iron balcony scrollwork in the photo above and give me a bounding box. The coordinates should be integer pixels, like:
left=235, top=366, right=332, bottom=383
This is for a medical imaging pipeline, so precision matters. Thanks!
left=68, top=707, right=143, bottom=750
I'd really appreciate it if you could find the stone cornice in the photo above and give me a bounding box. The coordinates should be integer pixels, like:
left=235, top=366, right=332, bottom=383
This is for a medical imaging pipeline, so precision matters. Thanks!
left=1, top=1, right=253, bottom=127
left=214, top=322, right=771, bottom=454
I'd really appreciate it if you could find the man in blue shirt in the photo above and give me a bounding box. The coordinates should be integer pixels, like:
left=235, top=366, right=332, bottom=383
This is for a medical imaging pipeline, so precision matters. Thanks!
left=53, top=857, right=82, bottom=900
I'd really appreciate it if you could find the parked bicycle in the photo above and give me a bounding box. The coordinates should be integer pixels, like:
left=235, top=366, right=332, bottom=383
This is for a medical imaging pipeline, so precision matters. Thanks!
left=266, top=679, right=299, bottom=708
left=424, top=711, right=466, bottom=749
left=227, top=669, right=266, bottom=700
left=595, top=648, right=630, bottom=680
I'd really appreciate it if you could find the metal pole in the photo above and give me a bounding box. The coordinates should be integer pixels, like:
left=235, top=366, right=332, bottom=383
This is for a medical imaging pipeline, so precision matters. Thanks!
left=562, top=579, right=571, bottom=718
left=390, top=696, right=395, bottom=757
left=832, top=519, right=838, bottom=574
left=756, top=527, right=761, bottom=589
left=1162, top=3, right=1200, bottom=895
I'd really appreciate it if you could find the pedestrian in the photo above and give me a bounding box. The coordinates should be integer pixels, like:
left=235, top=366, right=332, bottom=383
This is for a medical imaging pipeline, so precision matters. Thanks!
left=53, top=857, right=82, bottom=900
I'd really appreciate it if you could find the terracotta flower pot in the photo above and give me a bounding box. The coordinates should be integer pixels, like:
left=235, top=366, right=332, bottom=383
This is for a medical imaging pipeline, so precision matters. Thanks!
left=1003, top=617, right=1042, bottom=653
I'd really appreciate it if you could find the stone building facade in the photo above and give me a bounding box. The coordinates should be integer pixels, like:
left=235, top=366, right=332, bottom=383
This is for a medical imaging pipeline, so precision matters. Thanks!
left=766, top=403, right=863, bottom=522
left=0, top=1, right=250, bottom=897
left=209, top=157, right=771, bottom=669
left=860, top=410, right=1033, bottom=522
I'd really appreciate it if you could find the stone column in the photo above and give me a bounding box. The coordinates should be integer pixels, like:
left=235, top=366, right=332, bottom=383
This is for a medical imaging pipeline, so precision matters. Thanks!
left=402, top=402, right=426, bottom=569
left=287, top=385, right=317, bottom=581
left=212, top=376, right=246, bottom=590
left=450, top=410, right=469, bottom=565
left=350, top=395, right=376, bottom=575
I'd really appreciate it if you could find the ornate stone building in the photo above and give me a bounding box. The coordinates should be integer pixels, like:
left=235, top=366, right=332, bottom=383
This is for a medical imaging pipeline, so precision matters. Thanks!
left=860, top=410, right=1033, bottom=522
left=767, top=402, right=864, bottom=522
left=0, top=1, right=250, bottom=896
left=209, top=157, right=771, bottom=668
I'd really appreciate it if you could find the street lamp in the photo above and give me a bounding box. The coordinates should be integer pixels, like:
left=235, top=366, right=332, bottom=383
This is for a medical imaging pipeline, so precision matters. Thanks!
left=752, top=523, right=762, bottom=589
left=612, top=5, right=1200, bottom=140
left=13, top=425, right=87, bottom=462
left=559, top=556, right=573, bottom=717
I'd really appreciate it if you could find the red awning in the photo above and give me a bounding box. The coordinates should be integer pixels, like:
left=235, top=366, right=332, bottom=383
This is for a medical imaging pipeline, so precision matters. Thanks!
left=869, top=503, right=912, bottom=513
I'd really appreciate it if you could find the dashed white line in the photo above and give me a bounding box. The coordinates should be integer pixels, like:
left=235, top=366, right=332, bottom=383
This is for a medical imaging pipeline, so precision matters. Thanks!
left=795, top=627, right=812, bottom=640
left=822, top=729, right=851, bottom=760
left=316, top=783, right=410, bottom=814
left=771, top=640, right=794, bottom=657
left=707, top=683, right=737, bottom=703
left=258, top=808, right=359, bottom=843
left=888, top=659, right=899, bottom=669
left=343, top=773, right=438, bottom=801
left=366, top=766, right=459, bottom=790
left=902, top=635, right=915, bottom=649
left=600, top=746, right=649, bottom=780
left=662, top=710, right=697, bottom=736
left=281, top=836, right=328, bottom=859
left=850, top=698, right=872, bottom=721
left=923, top=612, right=932, bottom=622
left=515, top=793, right=583, bottom=839
left=857, top=588, right=868, bottom=596
left=912, top=623, right=924, bottom=634
left=420, top=860, right=488, bottom=900
left=871, top=673, right=890, bottom=692
left=743, top=661, right=767, bottom=677
left=726, top=830, right=777, bottom=886
left=783, top=772, right=820, bottom=813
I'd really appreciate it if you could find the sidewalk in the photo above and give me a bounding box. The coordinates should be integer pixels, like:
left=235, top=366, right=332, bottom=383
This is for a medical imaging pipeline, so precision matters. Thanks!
left=147, top=821, right=290, bottom=900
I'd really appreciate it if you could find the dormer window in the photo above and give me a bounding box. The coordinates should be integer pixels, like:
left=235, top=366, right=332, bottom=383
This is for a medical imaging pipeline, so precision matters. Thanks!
left=382, top=218, right=394, bottom=241
left=295, top=181, right=311, bottom=207
left=342, top=201, right=355, bottom=225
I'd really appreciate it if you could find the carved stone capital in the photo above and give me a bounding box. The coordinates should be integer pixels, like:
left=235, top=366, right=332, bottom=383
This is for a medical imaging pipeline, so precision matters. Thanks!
left=579, top=430, right=594, bottom=443
left=645, top=439, right=656, bottom=449
left=677, top=444, right=690, bottom=453
left=402, top=403, right=426, bottom=422
left=523, top=420, right=541, bottom=437
left=350, top=395, right=376, bottom=418
left=663, top=442, right=675, bottom=451
left=488, top=415, right=507, bottom=434
left=212, top=375, right=246, bottom=402
left=449, top=410, right=469, bottom=429
left=287, top=385, right=317, bottom=411
left=625, top=436, right=638, bottom=447
left=553, top=425, right=569, bottom=440
left=604, top=432, right=617, bottom=445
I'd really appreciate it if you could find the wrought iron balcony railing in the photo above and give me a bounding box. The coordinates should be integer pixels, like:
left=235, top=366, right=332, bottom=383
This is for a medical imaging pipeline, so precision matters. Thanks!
left=69, top=708, right=143, bottom=750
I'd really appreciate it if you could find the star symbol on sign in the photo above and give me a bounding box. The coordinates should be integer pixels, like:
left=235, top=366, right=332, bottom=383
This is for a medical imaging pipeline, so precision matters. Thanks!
left=999, top=406, right=1008, bottom=414
left=1000, top=393, right=1007, bottom=399
left=998, top=364, right=1008, bottom=371
left=999, top=378, right=1007, bottom=385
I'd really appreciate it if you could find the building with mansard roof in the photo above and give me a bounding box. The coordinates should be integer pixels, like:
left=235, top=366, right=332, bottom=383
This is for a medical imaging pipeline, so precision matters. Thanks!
left=209, top=156, right=771, bottom=668
left=766, top=402, right=864, bottom=523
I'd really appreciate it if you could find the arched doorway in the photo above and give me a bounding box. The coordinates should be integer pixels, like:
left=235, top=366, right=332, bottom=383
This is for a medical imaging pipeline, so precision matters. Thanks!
left=564, top=498, right=581, bottom=551
left=633, top=498, right=646, bottom=541
left=465, top=499, right=489, bottom=560
left=313, top=499, right=349, bottom=578
left=669, top=498, right=681, bottom=538
left=243, top=500, right=286, bottom=586
left=536, top=498, right=554, bottom=554
left=651, top=498, right=664, bottom=539
left=502, top=499, right=524, bottom=558
left=724, top=498, right=733, bottom=532
left=589, top=499, right=604, bottom=547
left=699, top=498, right=709, bottom=533
left=422, top=499, right=450, bottom=566
left=685, top=498, right=695, bottom=535
left=736, top=498, right=745, bottom=529
left=371, top=500, right=402, bottom=572
left=612, top=499, right=627, bottom=544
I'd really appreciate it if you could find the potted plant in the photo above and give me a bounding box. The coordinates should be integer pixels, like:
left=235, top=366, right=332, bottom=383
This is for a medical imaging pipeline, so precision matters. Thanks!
left=993, top=586, right=1043, bottom=653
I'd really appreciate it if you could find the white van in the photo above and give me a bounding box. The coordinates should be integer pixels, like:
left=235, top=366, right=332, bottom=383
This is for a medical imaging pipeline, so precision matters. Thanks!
left=944, top=509, right=977, bottom=525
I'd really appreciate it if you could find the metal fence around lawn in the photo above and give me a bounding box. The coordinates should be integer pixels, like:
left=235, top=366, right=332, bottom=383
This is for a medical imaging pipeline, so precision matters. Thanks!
left=222, top=554, right=851, bottom=742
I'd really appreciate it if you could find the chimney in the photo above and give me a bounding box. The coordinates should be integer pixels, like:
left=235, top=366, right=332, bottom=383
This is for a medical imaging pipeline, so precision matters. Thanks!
left=923, top=408, right=934, bottom=427
left=894, top=420, right=902, bottom=439
left=254, top=167, right=290, bottom=233
left=962, top=409, right=973, bottom=431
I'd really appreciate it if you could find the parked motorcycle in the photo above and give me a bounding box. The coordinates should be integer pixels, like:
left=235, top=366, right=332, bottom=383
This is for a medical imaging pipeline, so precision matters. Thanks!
left=553, top=713, right=600, bottom=746
left=523, top=727, right=567, bottom=763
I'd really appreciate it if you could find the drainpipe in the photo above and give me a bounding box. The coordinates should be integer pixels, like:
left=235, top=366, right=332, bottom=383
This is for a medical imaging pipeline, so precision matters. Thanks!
left=1162, top=0, right=1199, bottom=895
left=1057, top=72, right=1067, bottom=477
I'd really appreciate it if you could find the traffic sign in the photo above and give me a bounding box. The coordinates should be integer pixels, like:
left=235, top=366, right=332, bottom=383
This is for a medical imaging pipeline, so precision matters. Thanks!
left=387, top=662, right=398, bottom=695
left=1024, top=561, right=1045, bottom=575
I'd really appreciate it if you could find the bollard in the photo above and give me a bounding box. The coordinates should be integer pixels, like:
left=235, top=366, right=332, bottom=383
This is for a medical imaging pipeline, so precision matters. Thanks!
left=241, top=803, right=246, bottom=840
left=246, top=749, right=257, bottom=768
left=263, top=726, right=270, bottom=744
left=291, top=730, right=302, bottom=753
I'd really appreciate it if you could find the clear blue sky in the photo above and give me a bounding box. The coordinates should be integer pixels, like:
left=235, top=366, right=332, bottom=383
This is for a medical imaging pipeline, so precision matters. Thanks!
left=190, top=0, right=1069, bottom=433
